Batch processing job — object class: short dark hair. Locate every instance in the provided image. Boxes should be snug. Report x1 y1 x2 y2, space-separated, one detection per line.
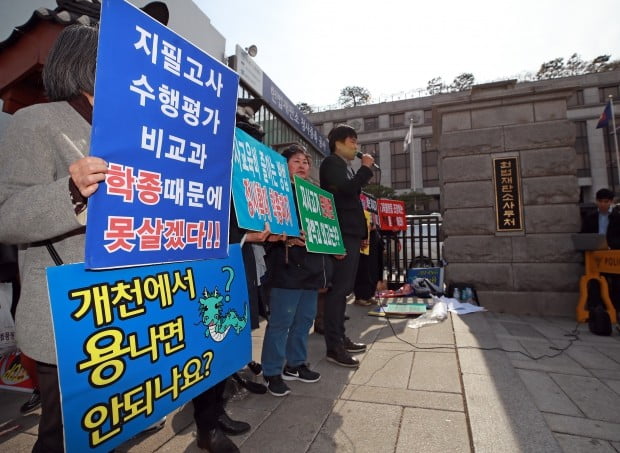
596 188 614 200
281 143 311 165
327 124 357 153
43 24 98 101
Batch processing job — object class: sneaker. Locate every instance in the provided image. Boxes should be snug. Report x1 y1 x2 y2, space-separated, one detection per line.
264 375 291 396
343 336 366 353
282 364 321 383
20 388 41 414
354 298 373 306
326 347 359 368
247 361 263 376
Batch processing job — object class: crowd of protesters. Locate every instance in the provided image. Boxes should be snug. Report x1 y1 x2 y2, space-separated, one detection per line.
0 23 384 453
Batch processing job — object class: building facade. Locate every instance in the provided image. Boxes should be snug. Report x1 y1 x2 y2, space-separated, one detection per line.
309 72 620 316
307 70 620 212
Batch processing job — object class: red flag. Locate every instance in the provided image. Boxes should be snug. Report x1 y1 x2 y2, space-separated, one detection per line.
596 100 612 129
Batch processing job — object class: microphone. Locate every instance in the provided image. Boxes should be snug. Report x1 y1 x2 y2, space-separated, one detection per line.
356 151 380 170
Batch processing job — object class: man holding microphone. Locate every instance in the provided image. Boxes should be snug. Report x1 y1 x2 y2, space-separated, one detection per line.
319 124 375 367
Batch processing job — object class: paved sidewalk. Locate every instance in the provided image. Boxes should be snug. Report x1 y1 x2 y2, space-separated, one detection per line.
1 302 620 452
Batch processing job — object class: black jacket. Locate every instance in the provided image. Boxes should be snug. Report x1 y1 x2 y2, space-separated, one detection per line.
263 241 332 290
581 209 604 234
607 207 620 249
262 187 333 290
319 154 373 239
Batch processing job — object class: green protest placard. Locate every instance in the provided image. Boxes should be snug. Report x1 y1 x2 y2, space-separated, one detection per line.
293 175 345 255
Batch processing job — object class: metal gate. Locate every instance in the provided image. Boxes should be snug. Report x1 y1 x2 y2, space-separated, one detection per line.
382 214 443 287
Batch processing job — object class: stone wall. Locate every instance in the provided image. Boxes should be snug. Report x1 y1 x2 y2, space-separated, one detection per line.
437 81 581 316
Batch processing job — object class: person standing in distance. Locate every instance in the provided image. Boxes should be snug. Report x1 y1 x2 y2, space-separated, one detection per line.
319 124 374 367
581 188 615 235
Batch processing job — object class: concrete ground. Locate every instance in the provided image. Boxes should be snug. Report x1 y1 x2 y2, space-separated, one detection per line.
1 300 620 452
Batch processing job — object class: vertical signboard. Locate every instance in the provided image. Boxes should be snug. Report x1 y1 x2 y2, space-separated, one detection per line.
493 156 524 232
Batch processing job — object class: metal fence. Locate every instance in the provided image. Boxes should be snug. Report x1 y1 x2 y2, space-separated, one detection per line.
382 215 443 287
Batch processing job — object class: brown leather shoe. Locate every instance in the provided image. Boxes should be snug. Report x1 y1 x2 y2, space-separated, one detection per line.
197 427 239 452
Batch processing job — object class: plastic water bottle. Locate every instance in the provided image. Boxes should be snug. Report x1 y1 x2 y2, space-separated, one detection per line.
452 288 460 301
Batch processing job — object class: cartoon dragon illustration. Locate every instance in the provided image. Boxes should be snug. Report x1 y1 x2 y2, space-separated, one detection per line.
198 287 248 342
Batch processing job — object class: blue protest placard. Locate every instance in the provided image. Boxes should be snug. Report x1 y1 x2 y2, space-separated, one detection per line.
85 0 239 269
47 244 251 453
231 127 300 236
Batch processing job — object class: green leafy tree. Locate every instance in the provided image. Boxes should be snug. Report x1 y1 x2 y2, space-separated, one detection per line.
338 86 371 108
565 53 586 76
536 54 620 80
426 77 446 95
363 184 395 199
586 55 613 73
535 57 565 79
394 190 433 215
449 73 475 92
296 102 314 114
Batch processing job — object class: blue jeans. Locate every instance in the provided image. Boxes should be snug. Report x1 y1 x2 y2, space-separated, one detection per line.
261 288 318 377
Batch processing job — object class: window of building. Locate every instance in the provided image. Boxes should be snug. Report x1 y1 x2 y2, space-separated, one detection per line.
574 121 590 177
364 116 378 131
423 109 432 125
361 142 380 184
567 89 584 107
421 137 439 187
599 85 620 103
389 113 404 128
390 140 410 189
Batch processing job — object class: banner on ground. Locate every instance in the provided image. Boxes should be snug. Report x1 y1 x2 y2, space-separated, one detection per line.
231 127 300 236
407 267 443 287
85 0 239 269
293 175 345 254
47 244 251 453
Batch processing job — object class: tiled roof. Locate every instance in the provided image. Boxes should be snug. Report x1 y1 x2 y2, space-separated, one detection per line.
0 1 102 51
